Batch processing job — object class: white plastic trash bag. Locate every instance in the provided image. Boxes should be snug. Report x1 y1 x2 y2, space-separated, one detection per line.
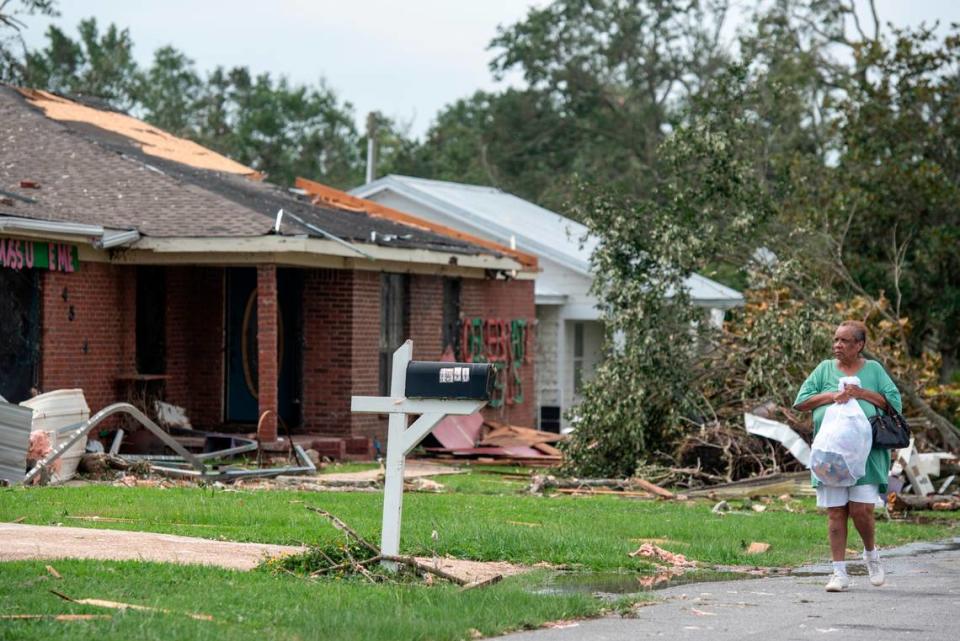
809 376 872 487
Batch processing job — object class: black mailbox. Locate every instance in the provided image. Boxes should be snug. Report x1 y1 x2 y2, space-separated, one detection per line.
404 361 494 401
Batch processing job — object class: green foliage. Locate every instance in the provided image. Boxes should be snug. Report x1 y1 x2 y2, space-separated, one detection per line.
561 66 771 477
0 0 57 83
407 0 731 210
22 18 137 108
190 67 362 186
134 46 202 136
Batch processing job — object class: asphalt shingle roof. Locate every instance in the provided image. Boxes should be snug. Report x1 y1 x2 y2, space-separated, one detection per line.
0 87 492 256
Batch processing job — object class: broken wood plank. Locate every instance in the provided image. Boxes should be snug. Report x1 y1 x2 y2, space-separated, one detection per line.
530 442 563 457
49 590 214 621
629 478 675 499
380 555 469 586
888 493 960 511
553 488 654 498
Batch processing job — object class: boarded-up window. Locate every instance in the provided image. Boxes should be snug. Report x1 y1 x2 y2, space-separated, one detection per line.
379 273 409 394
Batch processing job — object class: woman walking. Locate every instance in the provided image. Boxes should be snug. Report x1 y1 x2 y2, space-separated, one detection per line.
794 320 901 591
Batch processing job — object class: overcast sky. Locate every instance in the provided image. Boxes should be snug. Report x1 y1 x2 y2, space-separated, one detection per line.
18 1 960 139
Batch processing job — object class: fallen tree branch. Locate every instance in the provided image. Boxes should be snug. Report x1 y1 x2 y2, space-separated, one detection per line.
380 555 470 586
306 506 380 555
310 556 383 577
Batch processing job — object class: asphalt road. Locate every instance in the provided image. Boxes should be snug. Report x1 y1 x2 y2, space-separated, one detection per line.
498 538 960 641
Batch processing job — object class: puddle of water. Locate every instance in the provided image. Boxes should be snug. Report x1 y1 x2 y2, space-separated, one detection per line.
532 538 960 599
531 570 751 598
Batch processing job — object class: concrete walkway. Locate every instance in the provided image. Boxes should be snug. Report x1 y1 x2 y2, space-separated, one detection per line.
498 539 960 641
0 523 305 570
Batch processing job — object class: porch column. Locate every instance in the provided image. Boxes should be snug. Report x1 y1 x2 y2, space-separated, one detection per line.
256 265 279 442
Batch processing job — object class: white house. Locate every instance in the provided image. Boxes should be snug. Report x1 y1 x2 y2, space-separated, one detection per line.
351 175 743 431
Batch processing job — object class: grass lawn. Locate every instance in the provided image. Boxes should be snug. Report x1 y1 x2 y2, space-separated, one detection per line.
0 561 600 641
1 470 957 640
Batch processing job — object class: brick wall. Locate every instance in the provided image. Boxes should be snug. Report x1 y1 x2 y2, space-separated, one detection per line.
39 262 135 414
409 274 444 360
300 268 382 440
159 266 224 429
461 277 536 427
256 265 279 441
349 270 382 439
301 268 354 436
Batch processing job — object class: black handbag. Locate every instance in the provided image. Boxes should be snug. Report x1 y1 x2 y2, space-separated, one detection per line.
869 404 911 449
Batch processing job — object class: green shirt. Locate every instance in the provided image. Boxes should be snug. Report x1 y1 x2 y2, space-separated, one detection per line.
794 359 902 494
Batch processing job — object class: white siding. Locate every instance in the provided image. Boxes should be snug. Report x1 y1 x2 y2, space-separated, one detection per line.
537 255 596 311
562 319 604 429
535 305 561 410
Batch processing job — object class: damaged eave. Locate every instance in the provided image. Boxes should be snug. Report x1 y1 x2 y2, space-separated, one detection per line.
0 215 140 247
102 235 533 276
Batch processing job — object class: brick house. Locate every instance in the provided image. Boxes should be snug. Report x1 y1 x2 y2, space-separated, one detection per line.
0 87 537 448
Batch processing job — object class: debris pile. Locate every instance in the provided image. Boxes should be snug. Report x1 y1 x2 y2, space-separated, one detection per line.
2 395 318 486
526 474 678 499
269 506 519 589
423 415 565 466
886 441 959 513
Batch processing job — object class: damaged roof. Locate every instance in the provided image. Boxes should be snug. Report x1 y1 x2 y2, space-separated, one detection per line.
0 87 504 258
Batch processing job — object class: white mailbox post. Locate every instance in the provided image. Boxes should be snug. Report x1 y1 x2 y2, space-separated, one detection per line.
351 340 488 569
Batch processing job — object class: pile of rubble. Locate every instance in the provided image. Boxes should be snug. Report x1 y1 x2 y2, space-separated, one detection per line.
421 414 565 466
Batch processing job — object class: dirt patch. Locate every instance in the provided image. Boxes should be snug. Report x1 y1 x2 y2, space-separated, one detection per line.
411 556 534 584
0 523 305 571
0 522 534 583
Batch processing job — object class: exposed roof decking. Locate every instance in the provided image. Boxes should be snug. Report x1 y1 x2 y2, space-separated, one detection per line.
0 88 518 267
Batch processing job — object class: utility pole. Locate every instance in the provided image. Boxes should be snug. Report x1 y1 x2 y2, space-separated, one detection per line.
365 112 379 184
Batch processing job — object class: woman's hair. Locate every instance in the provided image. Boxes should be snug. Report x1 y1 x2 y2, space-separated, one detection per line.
839 320 868 349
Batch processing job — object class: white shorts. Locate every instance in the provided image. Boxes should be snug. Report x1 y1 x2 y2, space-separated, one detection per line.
816 484 881 508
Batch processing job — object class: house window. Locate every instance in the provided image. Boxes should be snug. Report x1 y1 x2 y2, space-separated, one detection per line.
379 273 409 394
572 322 584 395
442 277 461 354
539 405 561 433
136 266 166 375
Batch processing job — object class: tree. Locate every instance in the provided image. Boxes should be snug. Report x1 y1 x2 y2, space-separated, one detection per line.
409 89 575 208
191 67 362 187
21 18 137 108
489 0 731 198
0 0 56 82
135 46 203 137
562 66 772 476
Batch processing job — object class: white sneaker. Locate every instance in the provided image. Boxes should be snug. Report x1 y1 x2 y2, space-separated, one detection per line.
825 572 850 592
864 552 885 586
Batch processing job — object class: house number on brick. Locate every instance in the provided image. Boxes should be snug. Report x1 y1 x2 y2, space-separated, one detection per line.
0 237 78 273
